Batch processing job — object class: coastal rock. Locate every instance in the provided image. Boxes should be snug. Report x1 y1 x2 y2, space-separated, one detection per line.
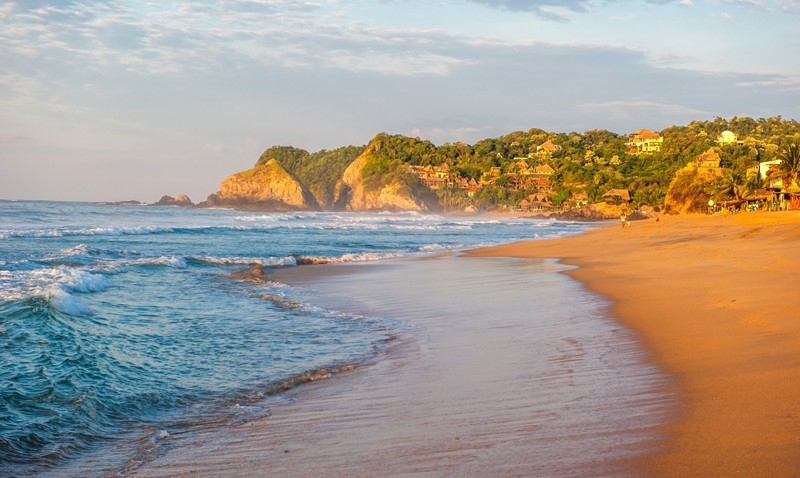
203 159 321 211
152 195 193 207
333 142 440 212
664 162 718 214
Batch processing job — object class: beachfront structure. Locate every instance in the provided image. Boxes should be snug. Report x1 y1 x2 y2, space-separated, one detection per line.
755 160 785 189
626 129 663 154
519 193 554 211
569 192 589 208
603 189 631 204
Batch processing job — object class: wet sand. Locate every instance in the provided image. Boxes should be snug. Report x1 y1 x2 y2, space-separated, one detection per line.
470 211 800 477
128 211 800 477
129 254 671 477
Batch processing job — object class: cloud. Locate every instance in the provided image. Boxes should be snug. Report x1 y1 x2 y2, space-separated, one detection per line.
577 100 711 122
466 0 591 12
736 75 800 92
716 0 800 13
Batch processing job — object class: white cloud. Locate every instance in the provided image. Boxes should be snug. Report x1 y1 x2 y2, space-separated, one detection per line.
736 75 800 92
578 100 711 121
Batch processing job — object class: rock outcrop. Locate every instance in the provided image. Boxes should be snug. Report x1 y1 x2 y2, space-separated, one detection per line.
203 159 321 211
664 162 718 214
333 145 440 212
152 195 193 207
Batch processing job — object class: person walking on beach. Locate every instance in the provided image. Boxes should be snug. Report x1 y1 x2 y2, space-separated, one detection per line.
620 213 628 228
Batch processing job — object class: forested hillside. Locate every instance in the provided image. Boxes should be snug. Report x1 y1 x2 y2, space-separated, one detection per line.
248 116 800 213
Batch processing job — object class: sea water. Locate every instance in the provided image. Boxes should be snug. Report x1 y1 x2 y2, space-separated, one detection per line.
0 200 590 476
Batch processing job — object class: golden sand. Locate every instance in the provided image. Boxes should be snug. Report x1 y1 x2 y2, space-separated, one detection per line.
470 211 800 477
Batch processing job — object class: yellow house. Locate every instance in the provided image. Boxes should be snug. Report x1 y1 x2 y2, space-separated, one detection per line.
626 129 663 154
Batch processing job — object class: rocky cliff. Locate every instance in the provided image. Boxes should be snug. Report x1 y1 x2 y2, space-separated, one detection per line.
664 162 717 214
203 159 321 211
332 144 440 212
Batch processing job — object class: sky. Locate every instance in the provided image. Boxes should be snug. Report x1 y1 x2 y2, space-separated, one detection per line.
1 0 799 202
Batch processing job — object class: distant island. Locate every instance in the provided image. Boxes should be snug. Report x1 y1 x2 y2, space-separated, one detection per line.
163 116 800 217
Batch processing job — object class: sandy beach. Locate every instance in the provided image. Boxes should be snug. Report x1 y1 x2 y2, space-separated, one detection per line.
125 211 800 478
471 211 800 476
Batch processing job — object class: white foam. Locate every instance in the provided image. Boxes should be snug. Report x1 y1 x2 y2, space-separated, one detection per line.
130 256 188 268
194 256 298 267
298 252 405 264
44 286 92 316
60 269 109 293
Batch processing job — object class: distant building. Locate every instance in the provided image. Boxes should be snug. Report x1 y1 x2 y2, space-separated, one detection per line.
696 148 721 169
533 164 555 175
536 140 562 157
717 130 739 145
757 159 785 190
626 129 663 154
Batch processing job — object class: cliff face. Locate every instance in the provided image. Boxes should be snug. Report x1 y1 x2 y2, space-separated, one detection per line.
204 159 321 211
333 146 439 212
664 162 717 214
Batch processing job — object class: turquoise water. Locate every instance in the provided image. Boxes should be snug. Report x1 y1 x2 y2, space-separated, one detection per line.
0 200 589 476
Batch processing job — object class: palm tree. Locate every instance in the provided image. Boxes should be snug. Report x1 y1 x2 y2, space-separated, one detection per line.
772 142 800 188
714 169 749 202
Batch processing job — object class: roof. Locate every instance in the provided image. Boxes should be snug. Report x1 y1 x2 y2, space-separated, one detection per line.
537 140 561 152
632 129 661 140
603 189 631 201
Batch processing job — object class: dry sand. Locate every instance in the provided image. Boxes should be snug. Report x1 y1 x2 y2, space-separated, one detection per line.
470 211 800 477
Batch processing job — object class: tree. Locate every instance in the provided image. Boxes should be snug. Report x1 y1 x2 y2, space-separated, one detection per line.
713 169 748 202
771 142 800 187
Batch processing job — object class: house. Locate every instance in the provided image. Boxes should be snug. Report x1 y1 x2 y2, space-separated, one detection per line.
434 164 451 179
519 193 553 211
626 129 663 154
533 164 555 175
536 140 562 157
757 160 785 190
717 130 739 145
696 148 722 169
603 189 631 204
570 191 589 208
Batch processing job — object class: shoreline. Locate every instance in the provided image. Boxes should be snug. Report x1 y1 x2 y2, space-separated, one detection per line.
469 211 800 476
127 252 671 477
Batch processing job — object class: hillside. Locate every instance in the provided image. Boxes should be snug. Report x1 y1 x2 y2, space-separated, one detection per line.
204 116 800 214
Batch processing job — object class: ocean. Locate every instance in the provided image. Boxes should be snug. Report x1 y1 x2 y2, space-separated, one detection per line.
0 200 601 477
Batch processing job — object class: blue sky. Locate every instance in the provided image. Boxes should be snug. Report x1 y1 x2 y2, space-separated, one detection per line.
1 0 799 202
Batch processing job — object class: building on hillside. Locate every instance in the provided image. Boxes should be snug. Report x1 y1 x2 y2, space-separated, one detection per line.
536 140 562 157
533 164 555 175
717 130 740 145
569 192 589 208
626 129 663 154
405 164 456 190
696 148 722 169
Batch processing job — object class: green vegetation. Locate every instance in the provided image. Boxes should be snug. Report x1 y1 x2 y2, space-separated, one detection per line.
257 145 364 208
250 116 800 212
